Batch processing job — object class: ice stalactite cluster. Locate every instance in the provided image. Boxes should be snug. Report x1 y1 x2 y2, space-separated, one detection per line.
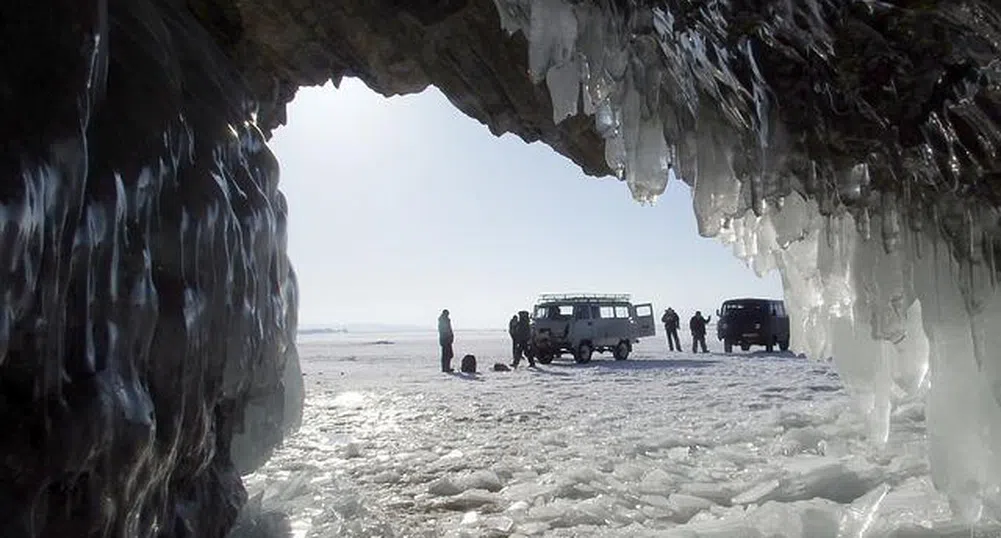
0 1 301 537
495 0 674 202
712 191 1001 524
493 0 1001 524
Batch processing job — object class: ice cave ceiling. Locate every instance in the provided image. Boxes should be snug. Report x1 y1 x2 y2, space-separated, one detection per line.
223 0 1001 227
217 0 612 176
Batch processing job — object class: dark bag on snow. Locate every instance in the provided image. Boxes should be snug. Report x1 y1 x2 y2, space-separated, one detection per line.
460 354 477 373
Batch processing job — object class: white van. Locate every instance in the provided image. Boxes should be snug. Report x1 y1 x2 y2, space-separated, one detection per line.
529 294 656 364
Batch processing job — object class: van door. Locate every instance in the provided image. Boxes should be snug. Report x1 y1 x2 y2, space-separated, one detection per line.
631 303 656 339
570 304 594 346
592 304 616 346
773 301 791 342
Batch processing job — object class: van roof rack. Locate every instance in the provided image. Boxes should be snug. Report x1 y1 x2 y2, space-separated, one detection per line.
536 293 632 303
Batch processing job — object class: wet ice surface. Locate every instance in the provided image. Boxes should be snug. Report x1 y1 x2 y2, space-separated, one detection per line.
245 331 993 537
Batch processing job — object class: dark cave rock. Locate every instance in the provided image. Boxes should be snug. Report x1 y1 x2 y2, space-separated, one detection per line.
1 0 299 536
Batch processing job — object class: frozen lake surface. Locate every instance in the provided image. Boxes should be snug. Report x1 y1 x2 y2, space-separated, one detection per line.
244 331 996 537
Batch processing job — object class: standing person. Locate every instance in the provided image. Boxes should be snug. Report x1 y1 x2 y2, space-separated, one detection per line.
438 309 455 372
511 310 536 368
508 314 519 362
661 307 681 352
689 311 711 353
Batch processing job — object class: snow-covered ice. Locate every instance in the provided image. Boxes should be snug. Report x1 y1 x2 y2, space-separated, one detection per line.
243 330 998 537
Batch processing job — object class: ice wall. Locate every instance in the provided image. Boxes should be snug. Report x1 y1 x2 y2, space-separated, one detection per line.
493 0 1001 523
0 1 301 537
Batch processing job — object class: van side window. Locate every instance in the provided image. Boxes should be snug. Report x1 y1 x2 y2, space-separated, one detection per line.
574 305 590 320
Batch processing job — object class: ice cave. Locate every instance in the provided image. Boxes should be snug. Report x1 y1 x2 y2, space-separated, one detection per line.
2 0 1001 536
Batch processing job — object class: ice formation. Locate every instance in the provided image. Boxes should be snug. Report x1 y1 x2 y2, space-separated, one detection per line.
492 0 1001 523
0 2 302 537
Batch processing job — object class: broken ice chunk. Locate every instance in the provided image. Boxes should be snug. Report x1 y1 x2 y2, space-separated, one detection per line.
666 493 714 523
429 477 463 497
459 470 504 493
637 468 674 495
732 479 781 506
436 490 502 512
838 483 890 538
746 499 841 538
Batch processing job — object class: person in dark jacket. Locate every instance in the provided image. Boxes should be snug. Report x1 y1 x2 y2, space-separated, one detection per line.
508 314 519 361
511 310 536 368
661 307 681 351
438 309 455 372
689 311 711 353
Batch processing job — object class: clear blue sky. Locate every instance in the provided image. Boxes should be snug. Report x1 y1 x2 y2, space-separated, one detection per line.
269 78 782 329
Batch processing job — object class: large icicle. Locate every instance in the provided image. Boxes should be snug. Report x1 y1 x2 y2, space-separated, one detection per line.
689 193 1001 521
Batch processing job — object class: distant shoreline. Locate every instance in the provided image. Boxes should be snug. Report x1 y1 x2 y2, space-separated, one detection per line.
297 327 349 335
296 326 505 334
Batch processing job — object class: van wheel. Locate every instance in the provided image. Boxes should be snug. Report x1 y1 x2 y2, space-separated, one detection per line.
740 343 750 351
613 341 630 360
724 340 733 353
779 339 789 352
538 353 554 365
575 342 593 364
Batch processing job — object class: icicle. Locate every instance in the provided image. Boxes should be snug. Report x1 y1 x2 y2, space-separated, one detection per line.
915 237 996 522
546 54 581 124
855 207 871 242
624 114 669 201
604 133 626 179
692 123 741 237
491 0 531 35
594 100 619 138
880 192 901 254
579 57 596 116
751 213 778 277
890 299 930 397
839 163 869 204
527 0 578 84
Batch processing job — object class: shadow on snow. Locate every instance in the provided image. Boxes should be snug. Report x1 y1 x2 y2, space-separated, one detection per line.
547 358 721 370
